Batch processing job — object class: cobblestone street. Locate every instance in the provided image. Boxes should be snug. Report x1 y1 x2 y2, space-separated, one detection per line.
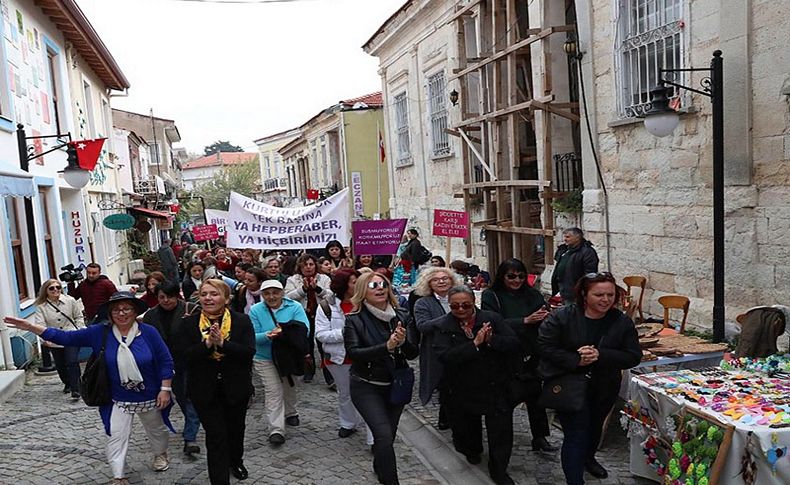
0 365 651 485
0 370 439 485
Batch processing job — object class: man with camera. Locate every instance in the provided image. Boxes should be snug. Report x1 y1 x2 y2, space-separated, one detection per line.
68 263 118 323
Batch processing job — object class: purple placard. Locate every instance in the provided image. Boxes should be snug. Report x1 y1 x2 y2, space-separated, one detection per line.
352 219 408 256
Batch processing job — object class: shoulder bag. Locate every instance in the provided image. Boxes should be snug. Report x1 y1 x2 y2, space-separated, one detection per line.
537 317 607 413
80 324 113 407
46 300 79 330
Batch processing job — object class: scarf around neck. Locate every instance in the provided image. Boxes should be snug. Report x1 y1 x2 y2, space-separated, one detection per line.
113 322 145 391
245 287 262 313
199 309 232 360
364 302 397 323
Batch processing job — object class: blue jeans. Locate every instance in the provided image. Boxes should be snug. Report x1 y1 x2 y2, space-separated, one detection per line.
556 394 615 485
173 365 201 442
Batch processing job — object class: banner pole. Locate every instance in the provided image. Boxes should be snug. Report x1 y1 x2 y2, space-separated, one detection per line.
376 121 382 216
445 237 451 267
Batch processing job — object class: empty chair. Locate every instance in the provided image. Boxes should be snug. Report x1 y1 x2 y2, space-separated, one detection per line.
622 276 647 323
658 295 690 335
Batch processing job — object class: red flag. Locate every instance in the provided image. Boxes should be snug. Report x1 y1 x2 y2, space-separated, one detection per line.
306 188 320 200
378 130 386 164
69 138 106 170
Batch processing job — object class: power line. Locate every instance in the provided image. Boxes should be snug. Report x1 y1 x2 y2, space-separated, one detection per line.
162 0 316 4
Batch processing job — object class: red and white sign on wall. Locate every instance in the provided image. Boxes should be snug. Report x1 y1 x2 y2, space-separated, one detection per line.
432 209 469 239
192 224 220 242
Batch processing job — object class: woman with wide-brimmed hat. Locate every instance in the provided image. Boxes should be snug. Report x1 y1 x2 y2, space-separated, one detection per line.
4 291 175 485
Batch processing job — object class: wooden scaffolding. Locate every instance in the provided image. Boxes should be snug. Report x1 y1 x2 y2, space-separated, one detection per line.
448 0 579 272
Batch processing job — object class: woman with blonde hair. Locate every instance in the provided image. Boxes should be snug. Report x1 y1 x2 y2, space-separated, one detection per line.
33 278 85 399
344 271 419 485
178 279 256 484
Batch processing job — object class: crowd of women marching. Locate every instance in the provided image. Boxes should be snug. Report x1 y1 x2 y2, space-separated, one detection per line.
4 227 642 485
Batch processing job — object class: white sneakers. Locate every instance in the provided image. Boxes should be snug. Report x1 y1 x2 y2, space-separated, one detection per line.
153 452 170 472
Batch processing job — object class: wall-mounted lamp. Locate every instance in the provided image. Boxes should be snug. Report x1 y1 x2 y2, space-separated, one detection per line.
449 89 459 106
563 38 578 58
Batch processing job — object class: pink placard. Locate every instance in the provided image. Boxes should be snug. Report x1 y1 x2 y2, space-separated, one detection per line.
432 209 469 239
192 224 219 242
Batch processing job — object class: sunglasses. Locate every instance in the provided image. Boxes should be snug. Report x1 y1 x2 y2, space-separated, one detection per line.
449 302 475 310
48 285 62 291
505 273 527 280
367 281 390 290
583 271 614 280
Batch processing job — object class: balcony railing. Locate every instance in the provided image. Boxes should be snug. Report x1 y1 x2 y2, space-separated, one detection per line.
263 177 288 193
133 176 165 196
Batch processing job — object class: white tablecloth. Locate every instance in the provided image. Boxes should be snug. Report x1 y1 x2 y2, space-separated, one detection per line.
628 376 790 484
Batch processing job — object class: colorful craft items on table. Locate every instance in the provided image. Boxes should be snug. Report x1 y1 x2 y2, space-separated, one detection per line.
720 354 790 374
665 414 727 485
635 361 790 429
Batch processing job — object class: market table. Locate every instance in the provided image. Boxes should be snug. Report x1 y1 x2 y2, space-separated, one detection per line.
625 358 790 484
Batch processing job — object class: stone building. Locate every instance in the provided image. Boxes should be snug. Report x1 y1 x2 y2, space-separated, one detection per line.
363 1 484 263
368 0 790 334
576 0 790 329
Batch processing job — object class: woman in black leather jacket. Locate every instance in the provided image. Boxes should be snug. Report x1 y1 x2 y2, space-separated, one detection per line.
538 272 640 485
344 271 419 485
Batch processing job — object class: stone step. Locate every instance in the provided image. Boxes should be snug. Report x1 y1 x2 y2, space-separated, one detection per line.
0 370 25 403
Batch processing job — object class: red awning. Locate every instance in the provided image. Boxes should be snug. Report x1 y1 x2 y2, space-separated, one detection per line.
128 207 171 220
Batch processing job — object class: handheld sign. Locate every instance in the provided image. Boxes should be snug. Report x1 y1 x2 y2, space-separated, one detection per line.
192 224 219 242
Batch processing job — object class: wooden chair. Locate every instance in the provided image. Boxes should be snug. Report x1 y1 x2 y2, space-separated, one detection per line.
622 275 647 323
658 295 690 335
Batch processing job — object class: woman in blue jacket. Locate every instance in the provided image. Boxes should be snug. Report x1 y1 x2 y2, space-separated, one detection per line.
5 291 174 485
248 279 309 446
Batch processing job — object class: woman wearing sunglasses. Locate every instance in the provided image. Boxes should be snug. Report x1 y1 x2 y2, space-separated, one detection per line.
432 286 520 485
537 272 640 484
481 258 557 452
344 271 418 485
32 279 85 399
5 291 174 484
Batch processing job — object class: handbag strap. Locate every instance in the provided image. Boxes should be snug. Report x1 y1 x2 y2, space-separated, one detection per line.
47 300 78 330
265 304 279 326
98 323 111 353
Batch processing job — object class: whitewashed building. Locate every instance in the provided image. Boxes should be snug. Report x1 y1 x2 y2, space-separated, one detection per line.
0 0 130 371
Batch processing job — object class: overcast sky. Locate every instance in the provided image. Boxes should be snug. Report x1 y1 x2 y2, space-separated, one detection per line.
75 0 405 153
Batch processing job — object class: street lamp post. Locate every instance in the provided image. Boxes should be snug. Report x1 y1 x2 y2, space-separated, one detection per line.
643 50 725 342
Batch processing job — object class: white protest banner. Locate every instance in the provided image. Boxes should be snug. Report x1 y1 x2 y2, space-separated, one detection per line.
204 209 229 235
227 188 350 249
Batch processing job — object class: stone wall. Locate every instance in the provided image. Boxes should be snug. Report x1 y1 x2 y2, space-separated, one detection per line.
575 0 790 333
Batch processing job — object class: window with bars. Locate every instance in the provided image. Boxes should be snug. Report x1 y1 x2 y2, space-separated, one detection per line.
615 0 685 118
427 72 451 157
393 92 412 167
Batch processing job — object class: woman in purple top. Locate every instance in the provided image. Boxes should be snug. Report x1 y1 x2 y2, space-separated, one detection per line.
5 291 175 485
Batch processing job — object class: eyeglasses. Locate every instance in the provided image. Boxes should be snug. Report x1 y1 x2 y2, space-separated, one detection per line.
111 307 135 315
367 281 390 290
505 273 527 281
449 302 475 310
430 276 450 284
47 285 62 291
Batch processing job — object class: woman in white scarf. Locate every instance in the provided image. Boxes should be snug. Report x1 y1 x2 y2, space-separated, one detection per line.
4 291 175 485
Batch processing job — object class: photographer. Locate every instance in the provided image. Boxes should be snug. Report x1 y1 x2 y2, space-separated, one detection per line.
69 263 118 323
